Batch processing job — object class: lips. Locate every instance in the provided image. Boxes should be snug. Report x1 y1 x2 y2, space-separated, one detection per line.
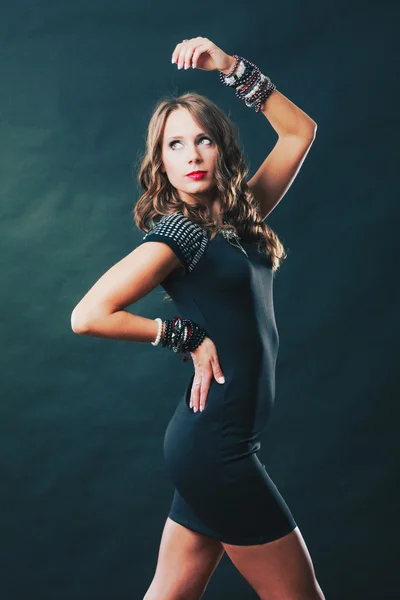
186 171 207 179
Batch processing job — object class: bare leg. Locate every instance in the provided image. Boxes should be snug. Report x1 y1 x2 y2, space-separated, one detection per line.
221 526 325 600
143 517 225 600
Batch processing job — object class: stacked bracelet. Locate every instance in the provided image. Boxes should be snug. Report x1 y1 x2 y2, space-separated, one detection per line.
151 316 207 362
219 54 276 113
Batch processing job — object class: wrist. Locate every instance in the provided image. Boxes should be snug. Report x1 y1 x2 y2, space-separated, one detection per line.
220 55 237 76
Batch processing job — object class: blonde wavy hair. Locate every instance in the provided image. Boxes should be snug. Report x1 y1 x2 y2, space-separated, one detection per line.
132 91 287 279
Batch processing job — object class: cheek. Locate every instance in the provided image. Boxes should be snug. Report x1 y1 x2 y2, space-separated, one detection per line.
167 163 181 177
164 151 180 166
162 157 176 174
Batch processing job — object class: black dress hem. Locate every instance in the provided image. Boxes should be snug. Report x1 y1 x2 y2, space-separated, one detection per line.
167 510 298 547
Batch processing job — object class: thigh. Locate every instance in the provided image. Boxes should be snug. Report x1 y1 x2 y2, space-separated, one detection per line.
221 526 324 600
144 517 225 600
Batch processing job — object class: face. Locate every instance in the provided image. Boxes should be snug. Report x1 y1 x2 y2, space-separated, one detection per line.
160 107 219 208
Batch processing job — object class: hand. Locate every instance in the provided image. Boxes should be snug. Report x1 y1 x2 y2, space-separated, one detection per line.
189 336 225 413
171 37 236 74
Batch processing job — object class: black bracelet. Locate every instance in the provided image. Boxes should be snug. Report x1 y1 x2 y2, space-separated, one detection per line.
161 317 208 361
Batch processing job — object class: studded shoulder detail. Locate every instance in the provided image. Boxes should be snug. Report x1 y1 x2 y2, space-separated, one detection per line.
141 212 209 275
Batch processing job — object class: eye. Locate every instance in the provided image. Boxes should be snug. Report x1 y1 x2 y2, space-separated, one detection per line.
169 136 213 149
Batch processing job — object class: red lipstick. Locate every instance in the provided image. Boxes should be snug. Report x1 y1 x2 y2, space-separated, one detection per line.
186 171 207 180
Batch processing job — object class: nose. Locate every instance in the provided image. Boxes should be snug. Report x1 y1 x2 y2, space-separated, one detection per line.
187 142 203 163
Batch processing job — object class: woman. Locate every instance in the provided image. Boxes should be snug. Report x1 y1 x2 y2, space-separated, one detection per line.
71 38 325 600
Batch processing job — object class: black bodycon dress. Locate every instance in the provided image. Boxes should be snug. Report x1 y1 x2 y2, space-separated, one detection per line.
140 211 297 546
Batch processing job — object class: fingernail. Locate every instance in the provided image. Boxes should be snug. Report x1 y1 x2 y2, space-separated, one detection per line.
217 377 225 383
200 405 204 412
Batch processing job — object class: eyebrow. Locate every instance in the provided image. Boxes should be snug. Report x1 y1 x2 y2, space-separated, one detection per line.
167 132 208 140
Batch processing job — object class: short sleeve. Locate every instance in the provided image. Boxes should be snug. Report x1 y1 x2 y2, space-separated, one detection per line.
140 212 209 275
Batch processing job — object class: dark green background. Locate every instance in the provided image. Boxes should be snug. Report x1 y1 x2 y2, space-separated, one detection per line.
1 1 397 598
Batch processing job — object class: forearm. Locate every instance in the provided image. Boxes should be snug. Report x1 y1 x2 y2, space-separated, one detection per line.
72 309 161 343
259 88 317 138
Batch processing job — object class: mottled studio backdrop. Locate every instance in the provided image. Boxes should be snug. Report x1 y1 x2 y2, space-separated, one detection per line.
0 0 397 599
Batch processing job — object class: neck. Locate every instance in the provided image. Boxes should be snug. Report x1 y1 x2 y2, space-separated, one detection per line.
180 191 224 225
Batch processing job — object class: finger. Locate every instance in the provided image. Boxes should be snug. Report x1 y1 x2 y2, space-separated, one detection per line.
190 376 201 412
191 43 209 69
211 355 225 384
171 37 205 62
178 48 190 70
172 40 189 58
198 373 212 413
174 39 204 69
184 38 207 69
171 40 188 64
179 43 195 70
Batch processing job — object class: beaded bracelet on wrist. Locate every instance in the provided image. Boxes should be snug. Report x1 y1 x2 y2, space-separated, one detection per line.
157 316 207 362
219 54 276 113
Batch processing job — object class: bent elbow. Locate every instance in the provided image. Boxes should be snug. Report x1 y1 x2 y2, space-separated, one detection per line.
310 123 318 139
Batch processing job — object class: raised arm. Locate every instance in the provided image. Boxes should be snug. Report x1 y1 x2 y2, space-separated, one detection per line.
247 89 317 220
